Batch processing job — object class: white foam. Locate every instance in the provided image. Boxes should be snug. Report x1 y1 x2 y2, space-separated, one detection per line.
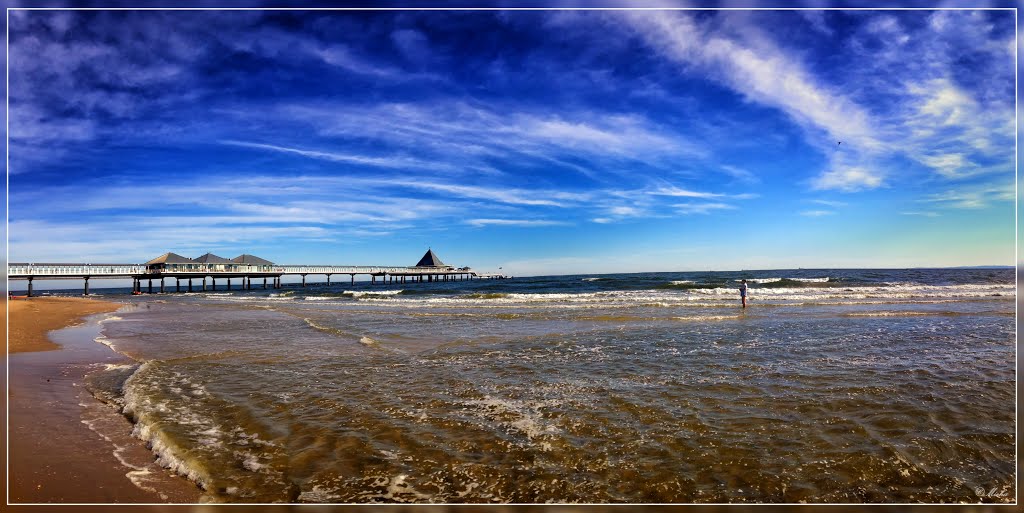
464 396 561 445
737 278 781 284
673 315 739 321
359 336 378 346
670 280 695 285
788 277 829 282
345 289 404 298
843 311 942 317
102 363 136 372
240 452 266 473
298 485 343 502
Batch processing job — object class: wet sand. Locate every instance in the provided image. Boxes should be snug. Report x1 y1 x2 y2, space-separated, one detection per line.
8 297 122 353
7 297 201 503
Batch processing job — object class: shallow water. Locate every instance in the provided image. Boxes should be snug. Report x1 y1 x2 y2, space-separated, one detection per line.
81 269 1015 503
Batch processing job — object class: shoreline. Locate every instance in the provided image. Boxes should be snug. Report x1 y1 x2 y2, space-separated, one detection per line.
7 297 123 353
7 297 201 503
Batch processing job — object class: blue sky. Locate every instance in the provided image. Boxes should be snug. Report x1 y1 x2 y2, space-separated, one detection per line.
7 7 1017 275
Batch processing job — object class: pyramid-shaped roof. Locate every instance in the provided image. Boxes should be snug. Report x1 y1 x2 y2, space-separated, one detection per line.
145 252 193 265
193 252 233 264
415 249 446 267
232 254 274 265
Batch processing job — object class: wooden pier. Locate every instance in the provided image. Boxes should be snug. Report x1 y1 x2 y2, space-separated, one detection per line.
7 250 508 296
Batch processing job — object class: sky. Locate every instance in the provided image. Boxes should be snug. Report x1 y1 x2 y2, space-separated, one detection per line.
6 6 1017 276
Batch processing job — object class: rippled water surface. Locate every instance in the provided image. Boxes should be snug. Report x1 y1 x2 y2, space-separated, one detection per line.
85 269 1015 503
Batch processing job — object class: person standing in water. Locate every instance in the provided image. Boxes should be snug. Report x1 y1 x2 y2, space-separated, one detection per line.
739 279 749 308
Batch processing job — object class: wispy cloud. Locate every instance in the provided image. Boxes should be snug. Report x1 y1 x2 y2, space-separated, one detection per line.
649 186 755 200
811 166 883 192
921 184 1015 210
800 210 835 217
626 11 880 153
464 219 569 228
221 140 453 171
674 202 736 215
809 199 848 208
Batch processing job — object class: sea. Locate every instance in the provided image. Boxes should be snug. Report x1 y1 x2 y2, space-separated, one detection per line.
65 268 1015 503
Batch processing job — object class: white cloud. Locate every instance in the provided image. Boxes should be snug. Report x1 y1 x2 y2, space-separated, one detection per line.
674 202 736 215
800 210 834 217
655 185 753 198
464 218 568 228
922 183 1015 209
811 166 883 192
626 11 880 154
221 140 452 171
918 153 976 179
719 164 759 184
810 199 848 208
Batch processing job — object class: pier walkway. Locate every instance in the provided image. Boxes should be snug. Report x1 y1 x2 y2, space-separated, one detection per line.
8 250 508 296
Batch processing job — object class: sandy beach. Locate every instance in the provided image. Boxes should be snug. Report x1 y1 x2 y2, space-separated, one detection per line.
7 297 123 353
6 296 201 503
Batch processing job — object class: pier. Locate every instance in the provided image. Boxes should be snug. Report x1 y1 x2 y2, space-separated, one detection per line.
8 249 508 296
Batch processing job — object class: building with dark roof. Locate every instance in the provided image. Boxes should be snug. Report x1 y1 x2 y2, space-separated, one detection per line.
232 254 275 272
145 252 199 272
415 249 452 269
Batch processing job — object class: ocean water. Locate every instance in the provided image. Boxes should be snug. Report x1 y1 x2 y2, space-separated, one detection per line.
80 268 1015 503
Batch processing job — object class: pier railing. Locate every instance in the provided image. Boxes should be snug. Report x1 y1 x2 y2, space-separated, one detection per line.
275 265 465 275
8 263 472 278
8 264 146 277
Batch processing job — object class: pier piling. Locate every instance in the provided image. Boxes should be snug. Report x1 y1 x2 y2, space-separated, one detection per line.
188 279 193 292
160 278 165 293
84 277 89 295
148 279 153 293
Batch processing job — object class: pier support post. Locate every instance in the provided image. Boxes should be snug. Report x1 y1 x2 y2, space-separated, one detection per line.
203 277 207 291
160 279 165 293
210 278 215 291
263 277 267 289
148 279 153 293
227 278 231 291
188 279 193 292
351 274 355 284
301 274 306 287
27 277 33 297
84 277 90 296
371 275 376 284
176 279 180 293
327 274 331 285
